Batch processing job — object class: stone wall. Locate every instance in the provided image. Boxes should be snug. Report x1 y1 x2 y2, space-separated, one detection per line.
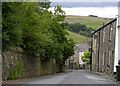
92 19 117 75
2 48 62 81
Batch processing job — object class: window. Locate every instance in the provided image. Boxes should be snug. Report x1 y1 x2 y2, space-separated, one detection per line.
109 27 113 41
108 50 111 66
103 29 105 42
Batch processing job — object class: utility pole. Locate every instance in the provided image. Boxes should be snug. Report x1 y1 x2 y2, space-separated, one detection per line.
114 2 120 72
118 1 120 62
116 5 120 80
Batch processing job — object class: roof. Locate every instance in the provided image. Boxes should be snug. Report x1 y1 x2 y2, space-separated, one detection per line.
74 42 91 52
92 18 117 35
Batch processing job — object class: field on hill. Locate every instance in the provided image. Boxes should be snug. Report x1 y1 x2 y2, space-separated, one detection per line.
65 15 112 30
65 15 112 44
66 30 90 44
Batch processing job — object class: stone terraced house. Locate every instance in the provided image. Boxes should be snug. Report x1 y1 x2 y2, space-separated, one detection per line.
92 18 120 75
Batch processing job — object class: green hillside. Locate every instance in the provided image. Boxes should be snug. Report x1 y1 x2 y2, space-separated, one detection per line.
65 15 112 44
65 15 112 30
67 30 90 44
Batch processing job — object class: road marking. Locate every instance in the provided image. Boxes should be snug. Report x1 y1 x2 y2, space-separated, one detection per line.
85 75 107 81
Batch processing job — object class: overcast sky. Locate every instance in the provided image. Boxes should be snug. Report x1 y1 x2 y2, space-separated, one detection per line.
49 7 117 18
50 0 120 2
49 1 118 18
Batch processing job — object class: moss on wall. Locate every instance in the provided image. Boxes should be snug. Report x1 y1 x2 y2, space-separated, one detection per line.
7 60 23 80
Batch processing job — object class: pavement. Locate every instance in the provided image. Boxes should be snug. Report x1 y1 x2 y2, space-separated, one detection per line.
2 70 120 86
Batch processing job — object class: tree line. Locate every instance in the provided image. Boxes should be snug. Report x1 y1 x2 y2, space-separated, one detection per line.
64 23 94 38
2 2 74 65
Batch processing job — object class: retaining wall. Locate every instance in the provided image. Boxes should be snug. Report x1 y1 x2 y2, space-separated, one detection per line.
2 48 62 80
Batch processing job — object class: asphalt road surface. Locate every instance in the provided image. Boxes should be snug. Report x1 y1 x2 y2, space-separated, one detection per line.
3 70 120 86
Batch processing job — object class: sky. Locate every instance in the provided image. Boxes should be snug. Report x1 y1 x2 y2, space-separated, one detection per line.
49 7 118 18
49 1 119 18
50 0 120 2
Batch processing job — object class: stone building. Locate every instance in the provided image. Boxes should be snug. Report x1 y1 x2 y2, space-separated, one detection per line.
92 19 117 74
65 42 91 70
74 42 91 69
75 42 91 64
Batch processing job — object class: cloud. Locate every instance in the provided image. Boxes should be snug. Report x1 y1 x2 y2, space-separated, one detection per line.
49 7 118 18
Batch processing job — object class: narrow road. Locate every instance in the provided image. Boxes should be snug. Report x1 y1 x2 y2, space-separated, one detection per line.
4 70 118 85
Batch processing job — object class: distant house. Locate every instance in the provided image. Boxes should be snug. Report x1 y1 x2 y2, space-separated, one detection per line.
74 41 91 69
92 18 120 74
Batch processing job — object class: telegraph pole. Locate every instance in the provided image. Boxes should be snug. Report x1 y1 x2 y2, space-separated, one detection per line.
118 1 120 62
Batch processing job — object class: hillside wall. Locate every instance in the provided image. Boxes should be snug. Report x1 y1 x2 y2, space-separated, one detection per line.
2 48 63 81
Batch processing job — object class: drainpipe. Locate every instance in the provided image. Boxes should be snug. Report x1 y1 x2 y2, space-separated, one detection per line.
90 35 93 71
97 31 100 72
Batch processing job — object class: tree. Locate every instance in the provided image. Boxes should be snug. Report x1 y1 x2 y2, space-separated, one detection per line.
2 2 74 65
81 50 91 63
2 3 24 49
64 23 94 37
